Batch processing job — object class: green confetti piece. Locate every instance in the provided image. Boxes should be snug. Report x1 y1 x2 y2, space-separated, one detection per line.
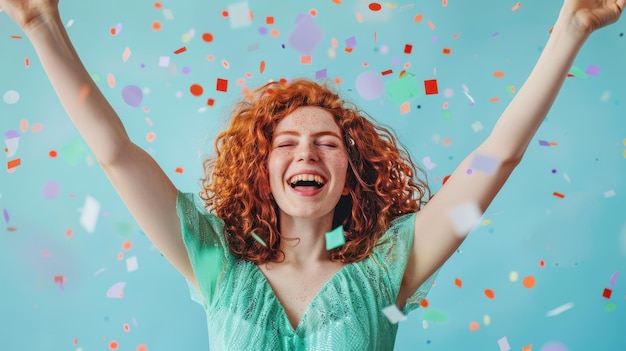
115 222 134 237
325 225 345 250
251 232 267 247
569 66 587 78
59 137 89 166
385 72 421 105
422 308 449 323
442 110 452 119
605 303 617 312
91 73 101 81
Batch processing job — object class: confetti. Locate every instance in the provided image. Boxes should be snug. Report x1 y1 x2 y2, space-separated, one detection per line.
602 288 612 299
4 130 20 157
325 225 345 250
42 180 61 200
422 156 437 170
159 56 170 67
609 271 618 286
448 201 482 236
356 71 384 100
216 78 228 92
107 282 126 298
381 304 406 324
287 14 324 55
122 47 131 62
126 256 138 272
228 2 252 28
498 336 511 351
121 85 143 107
80 195 101 234
424 79 438 95
539 341 568 351
251 232 267 247
3 90 19 104
545 302 574 317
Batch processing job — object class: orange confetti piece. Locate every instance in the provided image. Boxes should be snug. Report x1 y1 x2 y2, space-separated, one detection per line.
175 167 184 174
146 132 155 142
490 97 500 103
493 71 505 78
266 16 274 25
123 323 130 332
137 345 148 351
7 158 21 170
400 101 410 114
309 8 318 16
454 277 463 288
427 20 435 30
151 21 162 31
469 321 479 331
153 2 162 9
31 123 43 133
202 32 214 42
122 240 133 251
107 74 116 88
10 35 23 39
109 340 119 350
369 2 382 11
442 0 448 6
523 275 536 288
49 150 58 158
20 119 28 132
207 98 215 106
77 84 91 106
270 28 280 37
174 47 186 54
420 298 429 308
512 2 521 11
442 48 451 55
332 0 342 3
414 14 423 23
522 345 533 351
553 192 565 198
484 288 495 299
190 84 204 96
260 60 266 74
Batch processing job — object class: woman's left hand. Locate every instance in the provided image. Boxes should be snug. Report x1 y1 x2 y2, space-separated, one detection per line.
560 0 624 35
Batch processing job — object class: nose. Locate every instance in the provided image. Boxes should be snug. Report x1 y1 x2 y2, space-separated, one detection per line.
296 142 319 162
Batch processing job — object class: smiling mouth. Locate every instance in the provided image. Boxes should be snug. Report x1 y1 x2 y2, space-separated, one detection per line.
290 180 324 189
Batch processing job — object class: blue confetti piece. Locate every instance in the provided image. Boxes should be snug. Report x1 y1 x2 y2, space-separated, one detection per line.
325 225 345 250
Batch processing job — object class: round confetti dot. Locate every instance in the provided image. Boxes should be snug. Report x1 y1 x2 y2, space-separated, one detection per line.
146 132 156 142
309 8 318 16
109 340 119 350
190 84 204 96
175 167 184 174
369 3 382 11
355 71 384 100
258 26 268 35
221 10 229 18
66 229 73 237
509 271 519 282
151 21 162 31
3 90 20 104
523 275 536 288
379 45 389 54
469 321 479 331
540 341 568 351
182 67 191 74
121 85 143 107
122 240 133 251
484 288 495 299
443 88 454 98
49 150 58 158
202 32 214 42
137 345 148 351
420 298 429 308
605 302 617 312
42 180 61 200
153 2 162 9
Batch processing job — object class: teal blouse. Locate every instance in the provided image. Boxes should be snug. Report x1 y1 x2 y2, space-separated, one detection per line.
177 190 438 350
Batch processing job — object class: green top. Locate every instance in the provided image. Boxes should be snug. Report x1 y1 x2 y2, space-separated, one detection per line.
177 190 438 350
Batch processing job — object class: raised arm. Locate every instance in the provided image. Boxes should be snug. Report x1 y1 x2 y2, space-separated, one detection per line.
398 0 624 307
1 1 198 288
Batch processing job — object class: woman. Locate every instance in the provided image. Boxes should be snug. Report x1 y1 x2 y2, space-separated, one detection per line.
0 0 622 349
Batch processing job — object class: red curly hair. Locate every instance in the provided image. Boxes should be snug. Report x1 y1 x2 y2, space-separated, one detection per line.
200 78 430 264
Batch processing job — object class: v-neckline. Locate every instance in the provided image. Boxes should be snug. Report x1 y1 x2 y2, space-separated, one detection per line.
254 262 350 333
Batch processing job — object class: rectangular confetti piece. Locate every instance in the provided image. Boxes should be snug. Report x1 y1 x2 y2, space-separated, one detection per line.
325 225 345 250
382 304 407 324
80 195 100 234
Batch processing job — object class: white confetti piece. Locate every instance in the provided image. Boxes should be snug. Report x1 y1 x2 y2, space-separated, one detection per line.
79 195 100 234
449 201 482 236
107 282 126 298
497 336 510 351
126 256 138 272
471 121 483 132
603 190 616 198
159 56 170 67
162 9 174 20
4 133 19 157
228 2 252 28
3 90 19 104
382 304 407 324
546 302 574 317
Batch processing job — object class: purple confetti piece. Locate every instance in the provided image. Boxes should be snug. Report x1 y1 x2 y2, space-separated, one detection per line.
287 14 324 55
356 71 384 100
315 68 327 80
539 140 550 146
609 271 618 286
4 130 19 138
42 180 61 200
2 208 9 223
469 153 500 174
585 64 601 76
345 36 357 48
122 85 143 107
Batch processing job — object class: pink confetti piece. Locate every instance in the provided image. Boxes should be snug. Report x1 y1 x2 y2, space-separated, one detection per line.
497 336 510 351
122 47 131 62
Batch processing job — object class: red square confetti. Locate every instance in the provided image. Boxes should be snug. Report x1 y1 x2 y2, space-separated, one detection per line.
207 98 215 106
404 44 413 54
266 16 274 25
602 288 612 299
381 69 393 76
424 79 438 95
216 78 228 92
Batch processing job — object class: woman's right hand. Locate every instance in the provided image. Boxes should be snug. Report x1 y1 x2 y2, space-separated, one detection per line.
0 0 59 30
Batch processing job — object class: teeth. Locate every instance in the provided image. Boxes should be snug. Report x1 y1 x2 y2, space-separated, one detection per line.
289 174 325 185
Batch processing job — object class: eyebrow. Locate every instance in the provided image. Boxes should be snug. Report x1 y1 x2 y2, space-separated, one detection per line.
273 130 342 139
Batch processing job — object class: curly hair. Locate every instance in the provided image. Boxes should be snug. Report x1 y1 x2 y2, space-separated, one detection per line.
199 78 431 264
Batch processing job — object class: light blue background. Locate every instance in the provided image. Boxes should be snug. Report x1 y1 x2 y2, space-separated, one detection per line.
1 0 625 350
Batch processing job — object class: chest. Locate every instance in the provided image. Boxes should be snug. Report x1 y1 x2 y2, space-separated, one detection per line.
258 262 346 329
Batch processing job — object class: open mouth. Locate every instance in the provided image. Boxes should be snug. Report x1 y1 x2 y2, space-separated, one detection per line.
289 174 325 189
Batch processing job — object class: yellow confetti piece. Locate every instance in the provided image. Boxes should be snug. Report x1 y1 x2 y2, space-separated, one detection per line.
509 271 519 282
483 314 491 326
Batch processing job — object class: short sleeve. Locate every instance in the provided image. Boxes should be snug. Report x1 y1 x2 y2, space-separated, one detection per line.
176 189 232 309
373 212 440 315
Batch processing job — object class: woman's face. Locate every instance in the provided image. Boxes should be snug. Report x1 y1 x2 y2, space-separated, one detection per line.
268 106 349 224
